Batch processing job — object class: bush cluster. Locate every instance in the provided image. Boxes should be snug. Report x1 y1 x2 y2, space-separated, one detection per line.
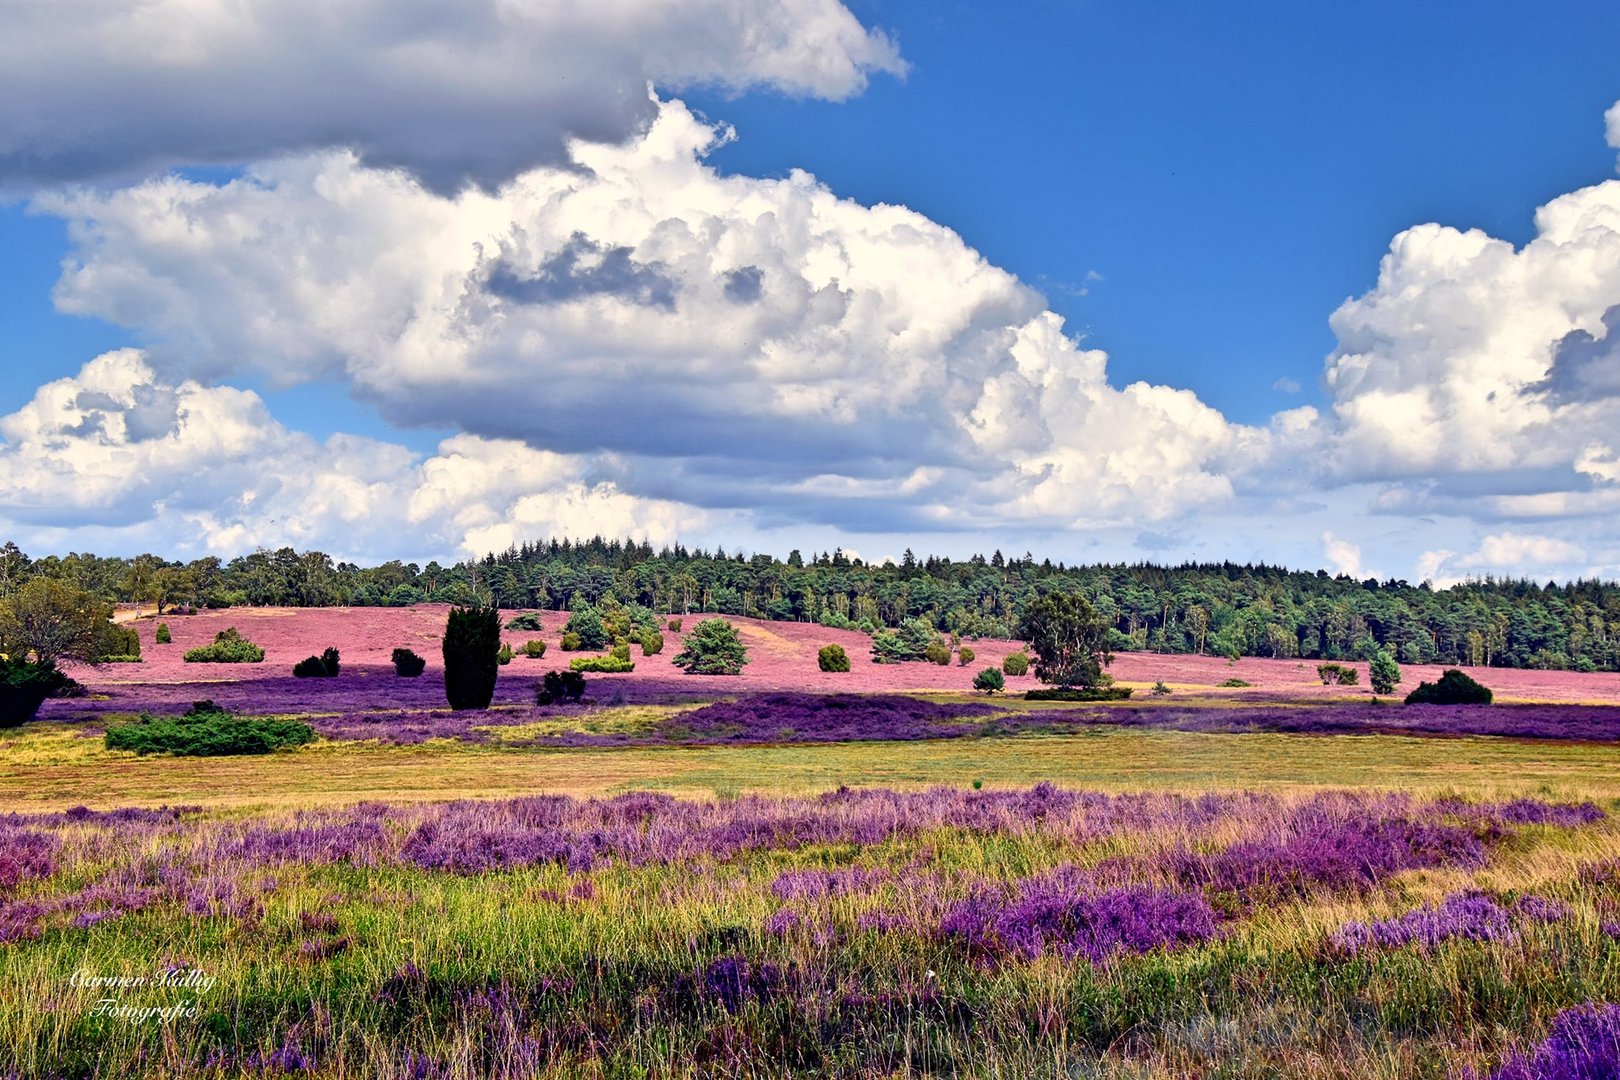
504 613 545 632
562 607 609 651
818 644 850 673
183 628 265 664
560 632 582 651
94 623 142 662
1405 669 1493 705
522 639 547 659
640 630 664 656
536 670 586 705
391 648 426 677
973 667 1005 694
497 642 514 666
569 654 635 673
293 647 341 678
871 617 940 664
104 701 315 756
1024 687 1134 702
1317 662 1360 686
1217 678 1252 688
1002 652 1030 677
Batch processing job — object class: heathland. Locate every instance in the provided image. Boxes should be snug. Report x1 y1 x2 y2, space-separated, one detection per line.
3 604 1620 1076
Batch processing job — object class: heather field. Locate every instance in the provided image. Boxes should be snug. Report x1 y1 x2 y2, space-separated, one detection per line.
7 607 1620 1076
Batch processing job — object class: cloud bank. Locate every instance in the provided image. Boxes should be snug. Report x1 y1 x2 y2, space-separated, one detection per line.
0 0 902 193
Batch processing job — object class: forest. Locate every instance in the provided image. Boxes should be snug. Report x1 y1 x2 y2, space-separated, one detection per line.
2 537 1616 672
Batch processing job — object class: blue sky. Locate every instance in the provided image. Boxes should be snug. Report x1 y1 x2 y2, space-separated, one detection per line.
2 0 1619 581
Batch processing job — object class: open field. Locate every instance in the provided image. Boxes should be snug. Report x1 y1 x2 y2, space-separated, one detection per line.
8 607 1620 1076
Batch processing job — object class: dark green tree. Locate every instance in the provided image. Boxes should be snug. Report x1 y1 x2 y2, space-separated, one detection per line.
1369 650 1400 695
443 604 501 709
1017 592 1112 688
670 618 749 675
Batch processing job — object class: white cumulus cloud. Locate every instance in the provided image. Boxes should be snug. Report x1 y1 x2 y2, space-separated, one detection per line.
0 352 705 559
41 98 1270 533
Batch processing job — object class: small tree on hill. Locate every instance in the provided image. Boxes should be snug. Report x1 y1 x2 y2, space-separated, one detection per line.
671 618 749 675
562 607 609 650
1369 650 1400 695
1017 592 1112 689
443 604 501 709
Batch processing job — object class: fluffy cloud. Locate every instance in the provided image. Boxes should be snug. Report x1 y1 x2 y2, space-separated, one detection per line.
1323 162 1620 516
41 98 1271 532
0 0 902 193
1417 532 1591 588
0 352 704 559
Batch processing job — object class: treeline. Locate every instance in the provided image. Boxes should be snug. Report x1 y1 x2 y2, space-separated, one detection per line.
1 538 1617 672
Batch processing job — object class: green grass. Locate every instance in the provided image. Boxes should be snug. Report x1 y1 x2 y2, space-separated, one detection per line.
5 721 1620 811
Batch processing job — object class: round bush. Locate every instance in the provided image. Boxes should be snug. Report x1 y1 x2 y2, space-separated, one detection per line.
561 632 582 652
640 631 664 656
958 646 975 667
391 648 426 677
1405 669 1493 705
522 639 547 659
818 644 850 673
973 667 1005 694
154 622 172 645
1002 652 1030 677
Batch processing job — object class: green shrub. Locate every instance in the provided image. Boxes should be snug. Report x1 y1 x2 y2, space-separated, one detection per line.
1150 681 1172 696
0 658 68 727
569 654 635 673
667 618 682 632
871 617 940 664
640 631 664 656
1002 652 1030 677
973 667 1005 694
442 605 501 711
536 670 586 705
154 622 172 645
561 632 582 651
818 644 850 673
504 613 545 632
925 640 953 666
94 622 141 662
497 642 514 666
562 607 609 650
1217 678 1252 688
1336 667 1358 686
391 648 426 677
1369 650 1401 695
183 628 265 664
958 646 975 667
671 618 749 675
610 642 632 662
522 639 547 659
1405 669 1493 705
293 656 328 678
1024 687 1134 702
104 702 315 756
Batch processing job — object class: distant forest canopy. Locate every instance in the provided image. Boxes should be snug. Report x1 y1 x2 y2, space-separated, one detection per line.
1 537 1617 673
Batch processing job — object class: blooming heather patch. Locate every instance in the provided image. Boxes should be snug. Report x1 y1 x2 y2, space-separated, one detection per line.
1165 815 1487 901
1036 702 1620 743
1471 1003 1620 1080
1331 892 1524 955
940 868 1220 963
